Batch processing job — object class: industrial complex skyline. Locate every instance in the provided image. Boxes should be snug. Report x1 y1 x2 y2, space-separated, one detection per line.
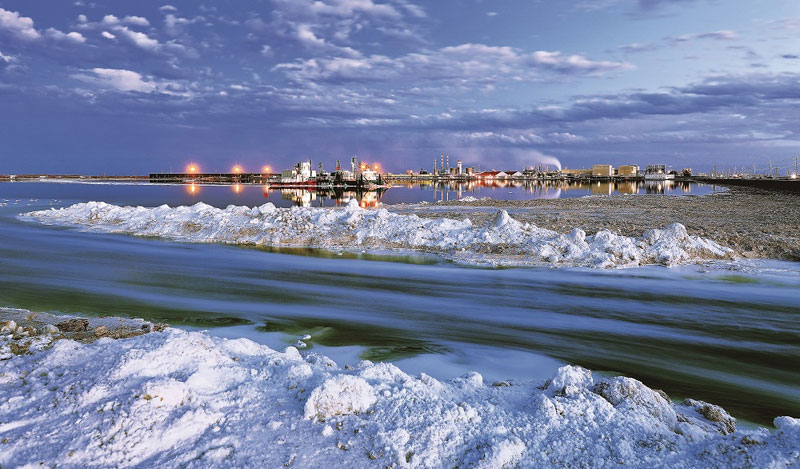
1 0 799 173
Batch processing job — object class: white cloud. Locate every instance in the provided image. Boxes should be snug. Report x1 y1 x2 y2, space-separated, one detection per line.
102 15 120 26
114 26 160 50
101 31 116 39
275 43 633 84
0 7 41 40
487 11 498 17
45 28 86 44
78 68 157 92
667 30 738 44
123 16 150 27
159 5 178 12
0 50 17 63
77 14 88 23
307 0 402 18
164 13 204 35
260 44 273 57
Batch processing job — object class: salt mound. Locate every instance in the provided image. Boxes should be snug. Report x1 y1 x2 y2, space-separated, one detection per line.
22 201 735 268
304 375 377 420
0 319 798 467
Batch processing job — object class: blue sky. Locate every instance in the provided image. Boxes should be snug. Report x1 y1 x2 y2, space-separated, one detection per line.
1 0 799 174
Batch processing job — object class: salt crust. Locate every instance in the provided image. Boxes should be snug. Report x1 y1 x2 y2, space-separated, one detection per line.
0 328 797 468
22 200 734 268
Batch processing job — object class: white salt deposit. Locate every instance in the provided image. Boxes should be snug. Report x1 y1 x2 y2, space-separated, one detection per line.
0 323 797 468
22 201 734 268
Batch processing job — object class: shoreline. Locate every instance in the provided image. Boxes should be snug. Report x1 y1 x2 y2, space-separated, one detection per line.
1 307 798 467
392 187 800 262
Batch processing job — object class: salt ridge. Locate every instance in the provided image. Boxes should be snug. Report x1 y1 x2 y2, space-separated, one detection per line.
0 325 797 467
22 200 734 268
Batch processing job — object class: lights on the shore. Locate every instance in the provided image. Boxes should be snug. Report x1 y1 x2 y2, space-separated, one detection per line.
187 164 199 173
232 165 243 174
792 173 798 180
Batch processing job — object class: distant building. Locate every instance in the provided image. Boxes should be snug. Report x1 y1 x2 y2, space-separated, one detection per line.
504 170 524 179
592 164 614 177
645 164 674 181
617 165 639 177
561 168 592 176
479 170 508 180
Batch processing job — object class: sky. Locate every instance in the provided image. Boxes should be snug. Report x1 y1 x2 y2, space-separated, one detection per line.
0 0 799 174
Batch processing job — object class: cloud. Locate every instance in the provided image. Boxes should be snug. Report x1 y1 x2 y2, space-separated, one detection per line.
0 50 15 63
114 26 160 50
123 16 150 27
274 43 633 86
0 8 41 40
666 29 737 44
159 5 178 13
45 28 86 44
76 68 158 92
101 31 116 40
163 13 204 36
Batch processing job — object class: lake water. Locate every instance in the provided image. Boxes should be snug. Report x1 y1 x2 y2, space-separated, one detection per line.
0 182 797 427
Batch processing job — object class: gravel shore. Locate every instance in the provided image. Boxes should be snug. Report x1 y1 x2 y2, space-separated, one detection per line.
393 187 800 261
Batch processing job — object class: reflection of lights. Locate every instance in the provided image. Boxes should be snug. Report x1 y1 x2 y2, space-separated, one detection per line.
233 184 242 193
187 164 199 173
232 165 243 174
187 183 199 195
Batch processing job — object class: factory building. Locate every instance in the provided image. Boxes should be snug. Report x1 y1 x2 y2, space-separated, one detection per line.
617 165 640 177
592 165 614 177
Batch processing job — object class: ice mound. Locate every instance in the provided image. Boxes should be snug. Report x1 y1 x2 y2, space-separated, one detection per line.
22 201 734 268
1 316 798 468
304 375 377 420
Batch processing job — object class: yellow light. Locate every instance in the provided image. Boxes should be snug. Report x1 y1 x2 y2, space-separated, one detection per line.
188 183 199 195
792 173 798 179
361 164 366 170
232 165 243 174
233 184 242 193
187 164 199 173
263 166 271 173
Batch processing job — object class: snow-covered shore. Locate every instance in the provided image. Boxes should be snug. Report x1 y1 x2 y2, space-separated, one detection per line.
21 200 734 268
1 310 798 468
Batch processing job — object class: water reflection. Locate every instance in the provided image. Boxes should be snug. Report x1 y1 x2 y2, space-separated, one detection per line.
176 179 712 208
274 188 387 208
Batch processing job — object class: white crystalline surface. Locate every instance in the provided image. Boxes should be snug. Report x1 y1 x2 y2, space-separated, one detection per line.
0 328 798 468
22 200 734 268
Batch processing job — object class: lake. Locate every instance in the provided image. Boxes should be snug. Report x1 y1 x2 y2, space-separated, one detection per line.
0 181 797 427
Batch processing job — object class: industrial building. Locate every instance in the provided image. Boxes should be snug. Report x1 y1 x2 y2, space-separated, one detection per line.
592 165 614 177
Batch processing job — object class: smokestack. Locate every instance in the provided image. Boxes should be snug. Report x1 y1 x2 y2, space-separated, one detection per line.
336 159 341 171
440 153 444 172
446 154 449 172
457 160 462 175
351 156 356 174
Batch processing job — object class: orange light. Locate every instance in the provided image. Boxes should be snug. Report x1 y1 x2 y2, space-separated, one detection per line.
232 165 243 174
187 164 199 173
187 183 199 195
233 184 242 193
262 166 271 173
